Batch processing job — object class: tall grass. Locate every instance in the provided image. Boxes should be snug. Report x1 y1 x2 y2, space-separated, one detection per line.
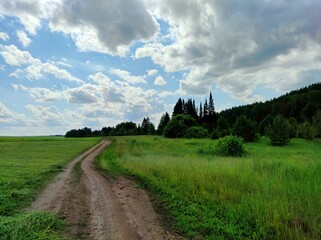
99 136 321 239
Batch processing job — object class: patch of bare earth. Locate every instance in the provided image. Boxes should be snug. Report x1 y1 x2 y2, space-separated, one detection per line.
27 140 184 240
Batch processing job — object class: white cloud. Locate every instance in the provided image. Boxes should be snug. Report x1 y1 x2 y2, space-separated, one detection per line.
138 0 321 102
16 30 31 47
12 84 65 102
0 44 82 83
0 44 33 66
147 69 158 76
0 101 25 124
68 87 98 104
0 32 9 41
0 0 57 35
109 68 147 84
25 104 65 127
154 75 167 86
49 0 159 55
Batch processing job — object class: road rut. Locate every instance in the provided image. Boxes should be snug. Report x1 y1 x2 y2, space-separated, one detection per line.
28 140 182 240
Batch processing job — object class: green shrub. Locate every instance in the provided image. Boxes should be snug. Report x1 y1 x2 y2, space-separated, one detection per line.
297 122 316 140
313 110 321 137
164 114 199 138
186 126 208 138
211 129 220 139
215 135 245 157
266 115 291 146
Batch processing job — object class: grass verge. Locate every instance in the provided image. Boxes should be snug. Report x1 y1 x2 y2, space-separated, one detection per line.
96 136 321 239
0 212 65 240
0 136 101 239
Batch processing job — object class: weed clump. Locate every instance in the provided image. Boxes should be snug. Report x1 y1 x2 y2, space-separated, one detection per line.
215 135 245 157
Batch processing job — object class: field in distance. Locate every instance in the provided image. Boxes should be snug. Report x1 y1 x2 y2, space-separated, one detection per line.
97 136 321 240
0 136 101 239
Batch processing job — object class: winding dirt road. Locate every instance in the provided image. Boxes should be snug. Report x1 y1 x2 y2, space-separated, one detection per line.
28 140 182 240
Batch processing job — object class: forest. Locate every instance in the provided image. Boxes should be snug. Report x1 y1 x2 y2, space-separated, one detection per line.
65 83 321 142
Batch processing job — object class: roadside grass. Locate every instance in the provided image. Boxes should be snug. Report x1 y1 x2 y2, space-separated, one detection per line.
0 136 101 239
0 211 64 240
97 136 321 239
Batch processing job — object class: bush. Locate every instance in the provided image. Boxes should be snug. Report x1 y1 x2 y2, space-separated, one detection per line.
215 135 245 157
266 115 291 146
233 115 257 142
186 126 208 138
164 114 199 138
313 110 321 137
297 122 316 140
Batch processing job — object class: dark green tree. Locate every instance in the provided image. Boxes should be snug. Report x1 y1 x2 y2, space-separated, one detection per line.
203 99 208 117
172 98 184 117
209 92 215 116
313 110 321 137
185 98 198 120
186 126 208 138
266 115 291 146
101 127 113 136
199 102 203 121
157 112 170 135
110 122 138 136
233 115 257 142
163 114 199 138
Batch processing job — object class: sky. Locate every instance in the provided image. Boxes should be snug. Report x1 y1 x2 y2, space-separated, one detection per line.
1 0 321 136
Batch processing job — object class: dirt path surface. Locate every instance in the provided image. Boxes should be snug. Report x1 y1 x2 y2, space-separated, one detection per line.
28 140 183 240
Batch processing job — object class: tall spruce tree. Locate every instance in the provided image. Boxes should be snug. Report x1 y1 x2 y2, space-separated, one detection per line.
157 112 170 135
185 98 198 120
209 92 215 116
203 99 208 117
199 102 203 121
172 98 184 117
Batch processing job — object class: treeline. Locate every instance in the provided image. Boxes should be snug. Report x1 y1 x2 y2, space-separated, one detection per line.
65 117 155 137
65 127 114 137
217 83 321 139
65 83 321 142
158 83 321 142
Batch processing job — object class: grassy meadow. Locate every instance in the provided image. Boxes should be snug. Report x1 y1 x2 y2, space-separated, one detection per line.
0 136 101 239
97 136 321 239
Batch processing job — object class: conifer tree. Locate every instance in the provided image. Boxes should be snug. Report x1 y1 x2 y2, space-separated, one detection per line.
157 112 171 135
199 102 203 121
203 99 208 117
209 92 215 116
172 98 184 117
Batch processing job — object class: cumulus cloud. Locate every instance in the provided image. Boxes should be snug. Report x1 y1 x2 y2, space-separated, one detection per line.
12 84 65 102
16 30 31 47
89 72 125 103
49 0 159 55
25 104 65 126
69 88 98 104
0 32 9 41
154 75 167 86
147 69 158 76
0 44 82 83
0 0 57 35
0 101 24 124
0 44 33 65
109 68 147 84
138 0 321 101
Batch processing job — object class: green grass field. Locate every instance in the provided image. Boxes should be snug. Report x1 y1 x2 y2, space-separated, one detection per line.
0 136 101 239
97 136 321 239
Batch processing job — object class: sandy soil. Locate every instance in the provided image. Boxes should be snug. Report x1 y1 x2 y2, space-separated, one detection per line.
27 140 183 240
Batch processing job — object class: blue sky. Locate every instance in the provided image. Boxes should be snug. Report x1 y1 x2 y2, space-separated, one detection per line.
1 0 321 136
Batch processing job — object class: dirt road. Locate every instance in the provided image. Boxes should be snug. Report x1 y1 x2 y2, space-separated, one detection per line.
28 140 182 240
